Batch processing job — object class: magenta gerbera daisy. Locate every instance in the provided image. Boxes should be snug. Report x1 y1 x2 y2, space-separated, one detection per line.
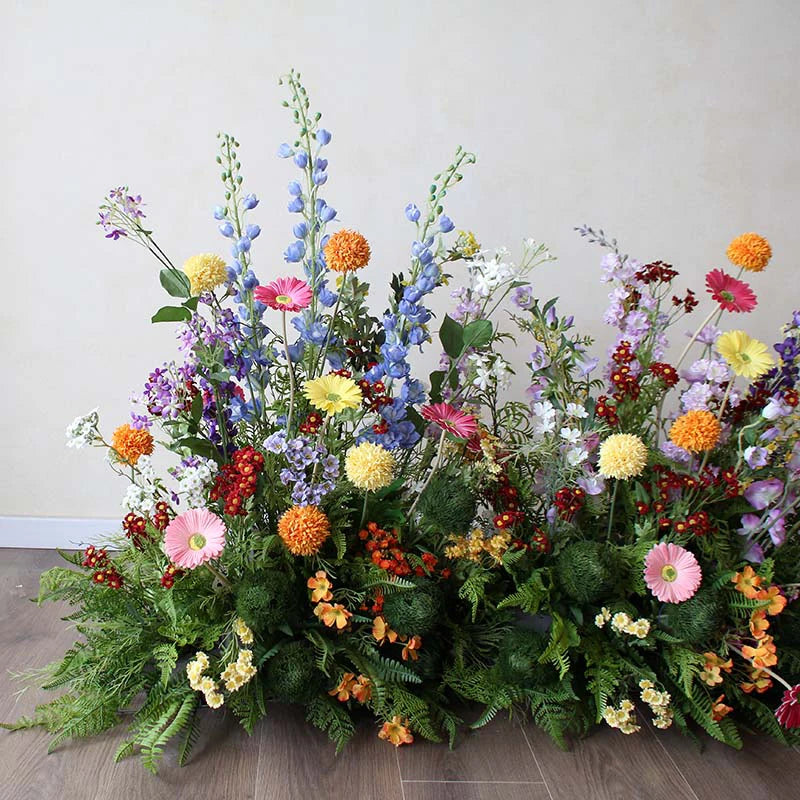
776 685 800 729
705 269 757 313
420 402 478 439
643 542 702 603
254 276 312 312
164 508 227 569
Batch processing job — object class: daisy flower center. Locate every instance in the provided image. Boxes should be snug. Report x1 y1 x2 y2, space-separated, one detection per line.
275 294 292 304
740 353 751 362
660 564 678 583
188 533 207 551
720 290 734 302
326 392 341 402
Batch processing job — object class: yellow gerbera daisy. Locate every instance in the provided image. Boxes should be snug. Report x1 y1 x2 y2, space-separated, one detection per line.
716 330 774 380
303 374 362 415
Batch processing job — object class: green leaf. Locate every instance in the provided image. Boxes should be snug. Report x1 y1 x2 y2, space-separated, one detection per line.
182 296 200 311
176 436 218 459
151 305 192 324
429 371 446 403
463 319 493 349
190 393 203 423
439 314 464 359
159 268 191 298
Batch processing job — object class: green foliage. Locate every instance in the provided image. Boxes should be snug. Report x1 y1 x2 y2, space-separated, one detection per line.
383 582 442 636
458 568 493 622
266 642 320 703
417 471 477 534
554 542 612 604
663 586 725 645
305 696 356 754
235 568 299 633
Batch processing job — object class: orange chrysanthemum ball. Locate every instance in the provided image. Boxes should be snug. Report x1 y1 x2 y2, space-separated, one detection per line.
278 505 331 556
726 233 772 273
669 410 722 453
111 423 154 465
323 229 371 273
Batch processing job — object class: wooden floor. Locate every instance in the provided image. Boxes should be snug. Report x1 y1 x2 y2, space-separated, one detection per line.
2 549 799 800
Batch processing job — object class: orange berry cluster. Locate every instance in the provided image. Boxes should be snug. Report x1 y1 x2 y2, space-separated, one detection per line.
648 361 679 388
359 522 449 579
210 446 265 515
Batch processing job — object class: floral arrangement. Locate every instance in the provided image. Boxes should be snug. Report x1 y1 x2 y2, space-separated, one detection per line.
6 71 800 771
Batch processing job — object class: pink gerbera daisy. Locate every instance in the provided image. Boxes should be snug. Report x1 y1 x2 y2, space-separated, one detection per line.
643 542 702 603
164 508 226 569
253 276 312 312
705 269 757 313
420 402 478 439
776 685 800 729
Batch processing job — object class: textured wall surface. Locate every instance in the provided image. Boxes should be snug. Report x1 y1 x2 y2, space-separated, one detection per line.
3 0 799 519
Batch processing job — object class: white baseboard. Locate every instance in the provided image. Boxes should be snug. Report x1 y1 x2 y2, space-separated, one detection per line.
0 516 119 549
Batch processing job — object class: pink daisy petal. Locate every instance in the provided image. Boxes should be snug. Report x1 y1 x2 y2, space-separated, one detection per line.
705 269 757 313
164 508 227 570
643 542 702 603
254 276 313 312
420 402 478 440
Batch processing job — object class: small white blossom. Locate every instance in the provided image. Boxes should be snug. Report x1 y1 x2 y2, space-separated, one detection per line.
559 427 581 445
65 408 100 449
566 447 588 467
565 402 588 419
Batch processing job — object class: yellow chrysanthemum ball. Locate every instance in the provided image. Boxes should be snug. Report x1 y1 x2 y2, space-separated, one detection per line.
111 423 154 465
182 253 228 295
303 374 362 415
597 433 648 480
716 330 774 380
726 233 772 273
278 505 331 556
323 229 371 273
345 442 396 491
669 410 721 453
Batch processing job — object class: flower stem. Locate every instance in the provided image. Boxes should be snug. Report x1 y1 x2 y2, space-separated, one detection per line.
727 642 792 690
675 307 719 370
409 429 447 519
359 492 370 528
607 479 619 539
282 311 297 433
206 560 231 590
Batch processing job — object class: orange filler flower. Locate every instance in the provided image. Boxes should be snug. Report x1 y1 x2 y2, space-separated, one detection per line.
307 570 333 603
111 423 154 465
378 716 414 747
668 410 721 453
278 506 331 556
323 229 371 273
727 233 772 273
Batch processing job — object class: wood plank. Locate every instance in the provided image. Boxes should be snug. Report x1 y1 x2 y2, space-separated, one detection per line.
403 781 551 800
525 721 698 800
397 714 545 783
256 703 403 800
644 723 800 800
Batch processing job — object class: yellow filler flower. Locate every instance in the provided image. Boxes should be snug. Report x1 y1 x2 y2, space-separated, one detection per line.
669 410 721 453
726 233 772 273
345 442 395 491
597 433 648 480
182 253 228 295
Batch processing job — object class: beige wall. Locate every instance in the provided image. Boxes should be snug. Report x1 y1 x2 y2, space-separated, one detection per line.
3 0 799 520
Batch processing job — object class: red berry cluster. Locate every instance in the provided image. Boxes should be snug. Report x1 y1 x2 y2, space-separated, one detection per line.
649 362 679 388
83 548 123 589
210 446 265 515
82 545 109 568
357 378 394 429
122 513 150 549
493 510 525 529
635 261 678 285
530 527 552 554
553 486 586 521
595 395 620 426
672 289 698 313
609 341 641 401
359 522 450 579
299 412 324 434
152 501 171 531
160 564 183 589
